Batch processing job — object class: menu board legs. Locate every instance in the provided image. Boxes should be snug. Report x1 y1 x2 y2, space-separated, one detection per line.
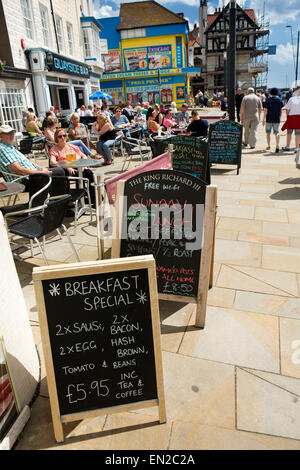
195 186 217 328
94 173 105 261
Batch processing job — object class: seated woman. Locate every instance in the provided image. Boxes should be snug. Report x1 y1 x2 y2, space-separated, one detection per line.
92 112 117 165
111 106 131 137
153 104 164 126
68 112 101 158
49 128 96 205
134 106 147 132
25 112 43 137
170 101 177 116
147 109 165 135
162 109 176 130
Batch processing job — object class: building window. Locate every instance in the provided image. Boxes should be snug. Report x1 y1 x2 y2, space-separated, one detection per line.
67 23 74 56
20 0 34 40
55 15 64 53
0 88 27 133
39 4 50 47
92 28 100 61
120 28 146 39
83 28 91 57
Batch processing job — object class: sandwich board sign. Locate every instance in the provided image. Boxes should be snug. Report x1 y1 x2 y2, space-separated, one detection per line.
33 256 166 443
209 120 242 174
111 169 217 328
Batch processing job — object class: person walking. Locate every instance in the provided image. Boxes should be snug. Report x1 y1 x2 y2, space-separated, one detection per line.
240 87 263 149
262 87 284 153
235 88 244 122
282 87 300 152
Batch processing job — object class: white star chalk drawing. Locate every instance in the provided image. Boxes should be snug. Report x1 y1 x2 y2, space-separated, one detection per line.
136 290 147 305
48 283 61 297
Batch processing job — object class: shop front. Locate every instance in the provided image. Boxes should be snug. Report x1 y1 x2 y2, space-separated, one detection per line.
100 68 194 107
26 48 92 117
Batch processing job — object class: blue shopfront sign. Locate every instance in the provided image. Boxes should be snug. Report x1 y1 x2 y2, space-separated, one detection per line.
46 52 90 78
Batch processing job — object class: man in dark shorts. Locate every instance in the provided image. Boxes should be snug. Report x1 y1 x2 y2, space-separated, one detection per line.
262 88 283 153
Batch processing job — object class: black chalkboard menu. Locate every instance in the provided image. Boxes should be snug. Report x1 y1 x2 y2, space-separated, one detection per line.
33 257 166 442
115 170 207 301
165 136 209 184
208 120 242 174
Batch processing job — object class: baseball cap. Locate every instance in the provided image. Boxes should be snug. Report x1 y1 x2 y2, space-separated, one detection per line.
182 103 188 108
0 124 15 134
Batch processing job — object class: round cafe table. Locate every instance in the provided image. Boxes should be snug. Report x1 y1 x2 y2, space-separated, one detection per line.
57 158 104 219
0 181 25 200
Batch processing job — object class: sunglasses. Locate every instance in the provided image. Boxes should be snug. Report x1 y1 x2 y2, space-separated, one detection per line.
57 134 67 139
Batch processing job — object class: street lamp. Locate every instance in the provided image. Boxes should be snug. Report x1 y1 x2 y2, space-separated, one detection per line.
286 25 300 87
286 25 296 74
228 0 236 121
296 29 299 87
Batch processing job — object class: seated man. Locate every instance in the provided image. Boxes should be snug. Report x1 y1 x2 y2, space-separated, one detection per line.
187 110 208 137
0 124 67 197
176 103 190 125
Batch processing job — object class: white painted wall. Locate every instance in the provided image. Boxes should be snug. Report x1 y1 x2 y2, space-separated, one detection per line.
0 213 39 409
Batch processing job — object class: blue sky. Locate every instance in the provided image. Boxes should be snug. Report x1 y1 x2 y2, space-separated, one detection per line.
93 0 300 89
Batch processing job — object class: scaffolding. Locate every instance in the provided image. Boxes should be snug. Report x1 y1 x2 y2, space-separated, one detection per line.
251 4 270 90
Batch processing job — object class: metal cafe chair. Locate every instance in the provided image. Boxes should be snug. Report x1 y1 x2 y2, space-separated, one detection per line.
0 173 51 219
1 173 52 258
18 136 46 164
6 194 80 265
121 138 151 172
51 174 93 236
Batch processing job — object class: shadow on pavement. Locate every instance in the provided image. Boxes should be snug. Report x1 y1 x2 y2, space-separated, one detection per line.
270 187 300 200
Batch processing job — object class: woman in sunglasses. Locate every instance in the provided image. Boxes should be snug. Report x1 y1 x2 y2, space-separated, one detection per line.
49 128 95 204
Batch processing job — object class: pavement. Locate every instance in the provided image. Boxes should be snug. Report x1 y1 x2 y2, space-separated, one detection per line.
7 113 300 450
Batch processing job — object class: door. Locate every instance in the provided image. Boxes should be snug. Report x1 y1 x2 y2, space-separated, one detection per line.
57 87 71 112
75 89 85 109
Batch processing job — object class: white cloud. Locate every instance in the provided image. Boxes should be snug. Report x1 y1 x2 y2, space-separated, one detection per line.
94 4 119 18
248 0 300 25
271 42 294 65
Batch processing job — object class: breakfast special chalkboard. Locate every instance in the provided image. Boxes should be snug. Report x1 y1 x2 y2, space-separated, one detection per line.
33 256 166 443
165 136 210 184
112 170 217 328
208 120 242 174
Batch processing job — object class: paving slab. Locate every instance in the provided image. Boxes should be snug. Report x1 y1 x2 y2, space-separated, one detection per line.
279 318 300 379
179 308 280 373
169 420 300 450
234 291 300 320
236 368 300 441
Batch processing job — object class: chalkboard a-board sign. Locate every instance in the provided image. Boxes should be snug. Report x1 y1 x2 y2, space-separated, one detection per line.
33 256 166 443
165 136 210 185
208 120 242 174
111 170 217 328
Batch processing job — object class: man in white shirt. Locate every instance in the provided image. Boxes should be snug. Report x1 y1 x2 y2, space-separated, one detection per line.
85 105 94 116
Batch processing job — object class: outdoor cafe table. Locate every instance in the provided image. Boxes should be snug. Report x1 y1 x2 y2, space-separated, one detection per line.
0 181 25 205
150 133 176 158
57 158 103 219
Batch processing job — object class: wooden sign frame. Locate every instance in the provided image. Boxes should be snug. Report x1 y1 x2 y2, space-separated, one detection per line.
111 179 217 329
33 256 166 443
